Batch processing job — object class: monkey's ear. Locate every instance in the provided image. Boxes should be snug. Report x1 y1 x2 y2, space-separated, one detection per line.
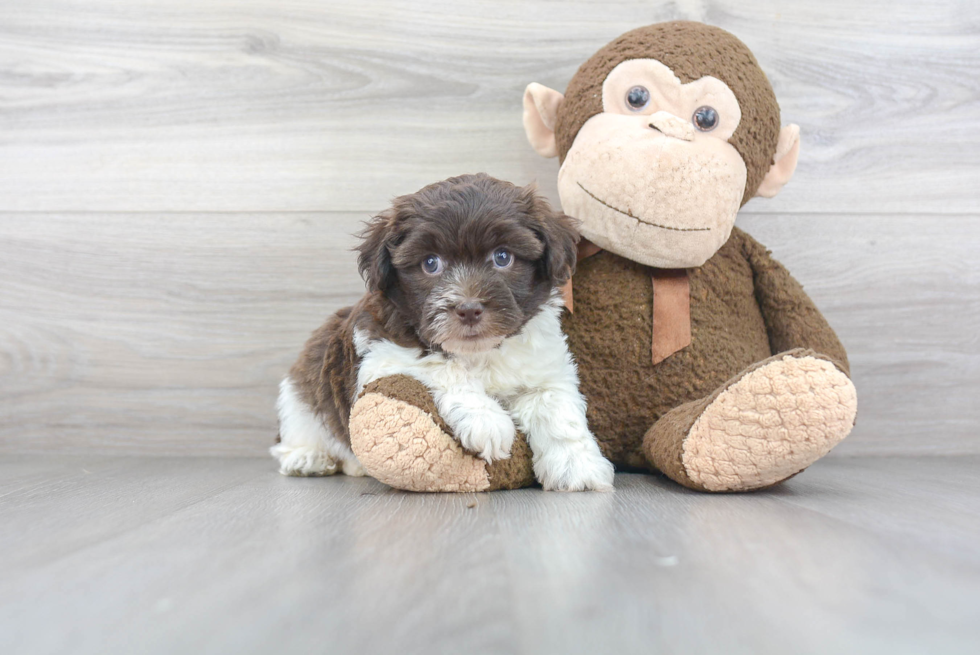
356 209 399 293
756 124 801 198
523 83 564 158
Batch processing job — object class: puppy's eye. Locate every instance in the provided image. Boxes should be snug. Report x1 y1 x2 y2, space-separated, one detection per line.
693 106 719 132
626 86 650 111
421 254 444 275
491 248 513 269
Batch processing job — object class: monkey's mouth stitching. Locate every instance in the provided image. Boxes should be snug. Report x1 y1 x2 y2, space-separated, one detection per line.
576 183 711 232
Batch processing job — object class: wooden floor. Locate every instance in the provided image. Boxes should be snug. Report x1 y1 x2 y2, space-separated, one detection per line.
2 455 978 654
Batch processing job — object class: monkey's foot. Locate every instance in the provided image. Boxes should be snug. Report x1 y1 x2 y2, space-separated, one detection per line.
645 351 857 492
348 375 535 493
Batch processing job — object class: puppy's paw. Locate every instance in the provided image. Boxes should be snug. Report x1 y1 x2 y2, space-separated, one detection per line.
271 443 340 477
341 457 368 477
452 405 516 464
534 439 615 492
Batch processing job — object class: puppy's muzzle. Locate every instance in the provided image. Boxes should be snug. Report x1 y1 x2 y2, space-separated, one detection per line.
454 300 484 327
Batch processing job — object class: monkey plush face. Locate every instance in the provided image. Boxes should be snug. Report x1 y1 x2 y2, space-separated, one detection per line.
555 58 748 268
523 22 801 269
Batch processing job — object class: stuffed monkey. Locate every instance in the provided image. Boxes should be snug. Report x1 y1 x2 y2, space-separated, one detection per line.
347 21 857 492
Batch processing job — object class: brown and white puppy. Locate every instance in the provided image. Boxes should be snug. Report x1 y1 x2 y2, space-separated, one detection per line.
271 174 614 491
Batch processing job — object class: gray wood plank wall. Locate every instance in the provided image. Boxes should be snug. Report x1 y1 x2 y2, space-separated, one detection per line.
1 1 978 456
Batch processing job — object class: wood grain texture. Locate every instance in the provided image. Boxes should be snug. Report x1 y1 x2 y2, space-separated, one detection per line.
0 0 977 213
1 212 976 456
2 456 979 655
0 1 977 456
0 213 365 454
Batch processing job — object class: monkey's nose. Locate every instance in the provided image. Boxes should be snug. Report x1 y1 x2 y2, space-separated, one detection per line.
647 110 695 141
454 301 484 326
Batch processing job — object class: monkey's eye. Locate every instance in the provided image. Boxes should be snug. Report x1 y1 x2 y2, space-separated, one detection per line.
491 248 513 269
693 106 719 132
626 86 651 111
421 254 444 275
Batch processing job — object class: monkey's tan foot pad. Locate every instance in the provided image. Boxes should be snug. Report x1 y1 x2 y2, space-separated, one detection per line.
348 375 536 493
645 352 857 492
684 353 857 492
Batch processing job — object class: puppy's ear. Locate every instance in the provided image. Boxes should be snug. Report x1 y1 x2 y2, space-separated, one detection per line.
520 184 579 285
356 208 399 293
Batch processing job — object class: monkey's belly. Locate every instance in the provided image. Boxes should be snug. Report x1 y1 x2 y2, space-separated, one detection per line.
562 238 772 468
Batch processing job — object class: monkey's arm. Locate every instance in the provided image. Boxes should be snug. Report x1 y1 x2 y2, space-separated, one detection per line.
739 231 850 375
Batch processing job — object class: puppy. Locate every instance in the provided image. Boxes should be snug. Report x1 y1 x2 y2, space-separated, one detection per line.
271 173 614 491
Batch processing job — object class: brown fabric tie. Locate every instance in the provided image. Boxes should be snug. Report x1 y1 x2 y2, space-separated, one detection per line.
562 239 692 364
651 269 691 364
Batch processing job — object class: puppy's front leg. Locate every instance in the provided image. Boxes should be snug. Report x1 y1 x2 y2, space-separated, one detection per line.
509 388 614 491
433 384 515 463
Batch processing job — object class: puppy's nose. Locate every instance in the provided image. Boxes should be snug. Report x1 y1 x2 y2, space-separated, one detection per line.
454 301 484 326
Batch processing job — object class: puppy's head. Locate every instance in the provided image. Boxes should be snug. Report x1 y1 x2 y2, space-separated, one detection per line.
357 173 578 354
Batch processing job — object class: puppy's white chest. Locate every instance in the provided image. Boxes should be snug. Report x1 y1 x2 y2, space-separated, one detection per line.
441 350 522 398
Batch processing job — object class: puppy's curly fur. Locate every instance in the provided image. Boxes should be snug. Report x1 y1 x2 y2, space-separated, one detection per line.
271 174 614 491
